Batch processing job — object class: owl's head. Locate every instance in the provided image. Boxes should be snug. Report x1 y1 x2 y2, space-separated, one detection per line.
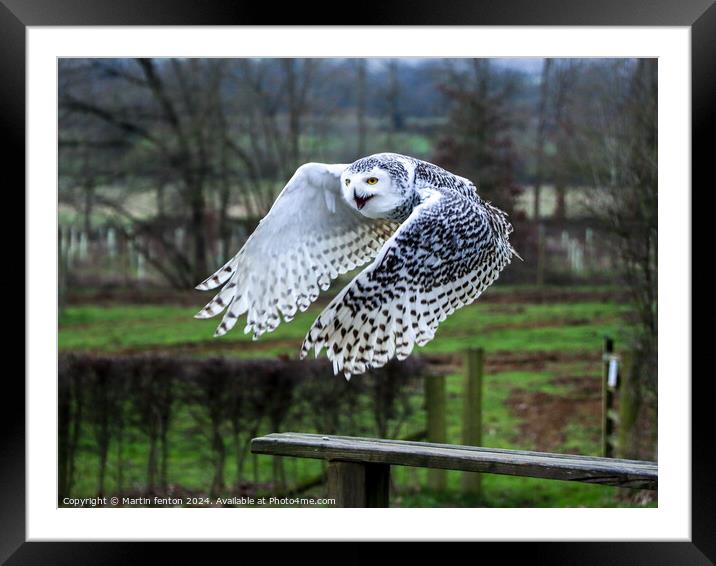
340 153 412 219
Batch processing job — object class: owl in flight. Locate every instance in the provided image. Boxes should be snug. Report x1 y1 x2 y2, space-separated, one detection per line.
195 153 517 379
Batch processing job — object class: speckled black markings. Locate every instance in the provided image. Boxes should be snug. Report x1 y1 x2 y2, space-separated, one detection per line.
196 152 516 378
300 155 516 379
196 211 396 339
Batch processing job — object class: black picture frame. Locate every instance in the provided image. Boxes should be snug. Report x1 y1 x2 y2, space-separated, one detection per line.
4 0 707 561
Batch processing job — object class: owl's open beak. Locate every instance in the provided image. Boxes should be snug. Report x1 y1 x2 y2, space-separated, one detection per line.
354 192 374 210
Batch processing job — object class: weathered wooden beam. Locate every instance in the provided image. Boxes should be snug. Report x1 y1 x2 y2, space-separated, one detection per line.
273 430 427 500
251 433 657 490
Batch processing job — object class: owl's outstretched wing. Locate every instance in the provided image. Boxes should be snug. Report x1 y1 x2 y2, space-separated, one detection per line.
195 163 398 338
300 187 515 379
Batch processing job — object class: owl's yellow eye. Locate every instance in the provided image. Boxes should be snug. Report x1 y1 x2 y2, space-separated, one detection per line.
366 177 379 185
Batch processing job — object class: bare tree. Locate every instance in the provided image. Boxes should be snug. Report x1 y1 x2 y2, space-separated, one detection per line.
433 58 522 216
549 61 581 220
533 59 552 220
572 59 657 458
60 58 338 289
356 59 368 156
386 60 404 143
60 59 216 284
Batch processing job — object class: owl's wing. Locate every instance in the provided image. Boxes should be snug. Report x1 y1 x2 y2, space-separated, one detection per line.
300 187 515 379
195 163 398 338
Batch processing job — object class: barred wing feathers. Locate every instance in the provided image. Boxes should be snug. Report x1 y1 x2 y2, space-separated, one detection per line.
195 163 397 339
300 187 515 379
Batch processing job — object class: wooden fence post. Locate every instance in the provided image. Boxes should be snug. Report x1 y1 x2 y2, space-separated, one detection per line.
327 461 390 507
425 376 447 490
618 351 639 460
462 348 484 496
601 336 615 458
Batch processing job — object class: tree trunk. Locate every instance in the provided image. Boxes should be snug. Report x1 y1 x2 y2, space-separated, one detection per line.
146 426 158 495
67 373 83 497
116 415 124 495
156 184 166 217
356 60 367 156
83 184 94 236
189 184 208 283
210 424 225 498
554 180 567 220
386 60 403 141
58 377 71 502
160 419 170 492
283 59 301 166
533 58 552 221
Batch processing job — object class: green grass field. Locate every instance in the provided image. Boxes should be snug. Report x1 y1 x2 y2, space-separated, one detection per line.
59 289 631 357
59 286 654 508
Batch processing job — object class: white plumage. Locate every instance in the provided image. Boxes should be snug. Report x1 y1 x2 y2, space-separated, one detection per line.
196 153 517 379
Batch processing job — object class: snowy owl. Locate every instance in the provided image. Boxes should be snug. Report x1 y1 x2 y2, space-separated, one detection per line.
195 153 517 379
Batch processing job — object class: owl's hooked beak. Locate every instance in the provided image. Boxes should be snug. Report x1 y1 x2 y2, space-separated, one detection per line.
354 191 374 210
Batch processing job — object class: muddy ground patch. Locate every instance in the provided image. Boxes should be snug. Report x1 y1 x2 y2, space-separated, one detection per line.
506 375 601 453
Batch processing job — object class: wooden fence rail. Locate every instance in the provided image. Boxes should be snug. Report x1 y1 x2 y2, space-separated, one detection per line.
251 432 658 507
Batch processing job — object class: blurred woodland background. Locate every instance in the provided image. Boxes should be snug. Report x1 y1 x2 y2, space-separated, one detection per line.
58 58 657 508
